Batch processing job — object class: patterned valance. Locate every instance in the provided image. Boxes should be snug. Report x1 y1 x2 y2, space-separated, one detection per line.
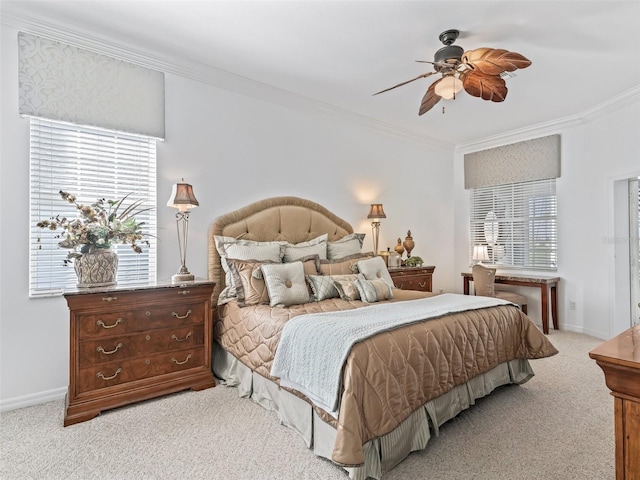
18 32 165 139
464 134 561 189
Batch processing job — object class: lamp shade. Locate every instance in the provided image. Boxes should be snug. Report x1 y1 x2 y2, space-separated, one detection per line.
367 204 386 220
167 182 199 212
434 75 463 100
472 245 490 262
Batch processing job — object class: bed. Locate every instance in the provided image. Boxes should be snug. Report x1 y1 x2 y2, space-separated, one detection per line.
208 196 557 480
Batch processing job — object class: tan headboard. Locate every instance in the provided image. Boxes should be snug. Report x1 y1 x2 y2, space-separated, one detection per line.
208 196 353 299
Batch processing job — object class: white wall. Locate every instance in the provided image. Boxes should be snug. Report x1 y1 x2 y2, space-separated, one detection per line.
454 101 640 340
0 23 454 409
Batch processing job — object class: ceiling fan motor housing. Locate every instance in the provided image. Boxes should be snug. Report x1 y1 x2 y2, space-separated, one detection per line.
434 45 464 64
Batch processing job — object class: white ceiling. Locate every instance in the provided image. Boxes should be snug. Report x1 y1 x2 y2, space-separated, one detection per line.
3 1 640 146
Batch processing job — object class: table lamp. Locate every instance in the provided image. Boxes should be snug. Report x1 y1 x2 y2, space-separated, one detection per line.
167 180 199 283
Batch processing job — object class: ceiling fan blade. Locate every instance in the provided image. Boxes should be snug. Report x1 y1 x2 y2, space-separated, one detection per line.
418 80 441 115
461 70 508 102
462 48 532 76
373 72 435 96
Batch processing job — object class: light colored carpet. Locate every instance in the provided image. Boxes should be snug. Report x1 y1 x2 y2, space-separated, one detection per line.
0 330 614 480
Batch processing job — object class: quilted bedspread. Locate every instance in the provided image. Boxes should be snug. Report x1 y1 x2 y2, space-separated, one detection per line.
213 290 558 466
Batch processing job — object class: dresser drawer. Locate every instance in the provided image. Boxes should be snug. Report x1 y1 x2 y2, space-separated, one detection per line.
393 276 431 291
77 347 205 394
78 324 204 368
388 266 435 292
79 303 204 338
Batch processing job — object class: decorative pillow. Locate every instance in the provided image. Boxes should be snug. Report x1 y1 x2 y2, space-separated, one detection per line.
214 235 285 302
227 259 272 307
355 277 394 303
283 234 328 262
356 256 394 288
319 252 373 275
306 273 359 301
327 233 366 260
333 274 365 301
261 262 310 307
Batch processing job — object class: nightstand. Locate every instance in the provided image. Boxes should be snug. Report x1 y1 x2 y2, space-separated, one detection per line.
388 266 435 292
63 279 216 426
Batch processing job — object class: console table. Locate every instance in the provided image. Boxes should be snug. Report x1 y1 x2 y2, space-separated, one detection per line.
589 325 640 480
462 272 559 334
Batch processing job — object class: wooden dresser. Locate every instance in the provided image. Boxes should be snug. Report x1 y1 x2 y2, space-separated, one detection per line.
388 266 435 292
589 325 640 480
63 280 216 426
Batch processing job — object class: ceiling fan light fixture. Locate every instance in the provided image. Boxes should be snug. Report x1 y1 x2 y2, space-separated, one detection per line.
434 76 463 100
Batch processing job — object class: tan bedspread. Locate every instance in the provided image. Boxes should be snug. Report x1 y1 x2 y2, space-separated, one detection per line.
214 290 557 466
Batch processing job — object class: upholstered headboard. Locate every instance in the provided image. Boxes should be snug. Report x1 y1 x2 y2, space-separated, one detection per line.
207 196 354 300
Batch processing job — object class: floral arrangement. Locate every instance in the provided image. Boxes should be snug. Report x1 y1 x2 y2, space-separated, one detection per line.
37 191 150 263
404 255 424 267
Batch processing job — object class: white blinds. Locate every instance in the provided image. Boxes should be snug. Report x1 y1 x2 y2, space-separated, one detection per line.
30 118 157 296
469 179 557 270
18 32 165 139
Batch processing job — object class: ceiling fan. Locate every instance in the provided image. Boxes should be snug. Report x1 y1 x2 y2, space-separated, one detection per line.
374 29 532 115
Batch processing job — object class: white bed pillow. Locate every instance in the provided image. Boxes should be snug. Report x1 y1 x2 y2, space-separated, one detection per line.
326 233 365 260
283 234 328 262
214 235 285 303
355 277 394 303
356 256 394 288
261 261 310 307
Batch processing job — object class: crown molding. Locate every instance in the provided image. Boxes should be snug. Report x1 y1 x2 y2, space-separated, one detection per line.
456 85 640 154
1 11 453 151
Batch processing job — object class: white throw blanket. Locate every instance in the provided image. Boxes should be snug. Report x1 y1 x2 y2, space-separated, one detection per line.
271 293 512 418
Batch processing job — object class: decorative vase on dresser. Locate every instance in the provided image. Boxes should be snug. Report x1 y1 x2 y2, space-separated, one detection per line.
74 249 118 288
63 279 216 426
402 230 415 258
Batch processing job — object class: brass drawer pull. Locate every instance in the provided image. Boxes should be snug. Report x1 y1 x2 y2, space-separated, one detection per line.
97 343 124 355
178 290 190 295
102 296 118 302
96 368 122 381
96 318 123 329
172 309 192 319
419 282 427 288
171 354 192 365
171 331 192 342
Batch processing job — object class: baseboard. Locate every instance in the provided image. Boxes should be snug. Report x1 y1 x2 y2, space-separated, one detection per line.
0 387 67 412
559 324 608 341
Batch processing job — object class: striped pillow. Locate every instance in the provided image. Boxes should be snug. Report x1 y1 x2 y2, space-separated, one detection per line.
355 277 394 303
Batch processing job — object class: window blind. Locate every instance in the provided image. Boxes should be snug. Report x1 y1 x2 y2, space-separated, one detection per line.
30 117 157 297
469 178 557 270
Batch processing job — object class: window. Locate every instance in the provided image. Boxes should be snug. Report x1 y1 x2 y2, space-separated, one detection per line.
469 178 557 270
30 118 157 297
